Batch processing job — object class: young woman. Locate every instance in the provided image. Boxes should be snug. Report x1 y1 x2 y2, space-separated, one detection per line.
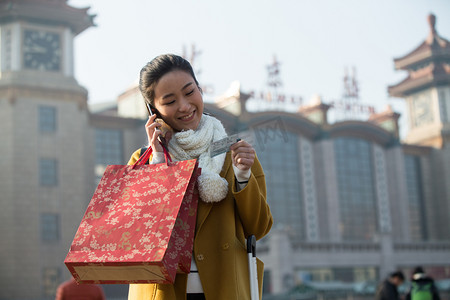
127 54 273 300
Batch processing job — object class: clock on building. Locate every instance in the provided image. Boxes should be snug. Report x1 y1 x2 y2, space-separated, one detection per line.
412 93 434 127
23 29 61 71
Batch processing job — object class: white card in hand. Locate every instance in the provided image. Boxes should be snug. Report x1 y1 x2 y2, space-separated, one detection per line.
210 134 239 157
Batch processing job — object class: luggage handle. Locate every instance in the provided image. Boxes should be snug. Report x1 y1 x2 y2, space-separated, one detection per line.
247 235 259 300
247 234 256 257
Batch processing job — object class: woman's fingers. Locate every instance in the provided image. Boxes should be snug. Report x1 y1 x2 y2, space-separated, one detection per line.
230 140 255 170
145 122 161 142
230 141 255 158
145 115 157 137
151 130 164 152
145 114 157 127
234 152 255 166
145 115 164 152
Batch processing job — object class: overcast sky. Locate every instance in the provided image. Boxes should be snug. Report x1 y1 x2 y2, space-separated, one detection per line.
68 0 450 138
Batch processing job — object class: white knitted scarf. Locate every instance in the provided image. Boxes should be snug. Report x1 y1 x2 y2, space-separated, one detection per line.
167 114 228 203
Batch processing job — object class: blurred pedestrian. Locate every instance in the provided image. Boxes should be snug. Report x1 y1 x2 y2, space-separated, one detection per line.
55 277 106 300
406 266 440 300
375 271 405 300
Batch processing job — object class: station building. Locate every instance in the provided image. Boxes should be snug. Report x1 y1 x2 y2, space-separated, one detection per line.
0 1 449 298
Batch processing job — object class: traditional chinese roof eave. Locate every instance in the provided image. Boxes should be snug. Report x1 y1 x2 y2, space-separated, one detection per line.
388 72 450 97
393 14 450 71
0 1 96 35
298 102 331 114
394 45 450 70
368 110 400 123
393 42 432 70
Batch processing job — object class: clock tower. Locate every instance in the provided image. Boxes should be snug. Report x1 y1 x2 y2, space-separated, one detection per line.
388 14 450 148
0 0 95 298
0 0 94 93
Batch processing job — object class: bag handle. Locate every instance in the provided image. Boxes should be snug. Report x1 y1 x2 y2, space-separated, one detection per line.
133 142 172 167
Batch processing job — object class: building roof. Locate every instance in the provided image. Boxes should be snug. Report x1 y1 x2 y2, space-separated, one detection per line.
329 120 395 146
393 14 450 70
0 0 96 35
388 64 450 97
388 14 450 97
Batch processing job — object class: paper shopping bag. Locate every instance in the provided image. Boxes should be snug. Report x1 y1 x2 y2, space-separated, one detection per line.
64 155 200 284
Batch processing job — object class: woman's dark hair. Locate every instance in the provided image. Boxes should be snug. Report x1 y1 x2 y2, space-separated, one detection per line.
139 54 199 107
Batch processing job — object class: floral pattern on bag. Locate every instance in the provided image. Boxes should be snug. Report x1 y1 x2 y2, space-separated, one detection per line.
65 159 200 284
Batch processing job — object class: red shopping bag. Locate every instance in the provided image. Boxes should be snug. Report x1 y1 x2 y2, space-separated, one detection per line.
64 147 200 284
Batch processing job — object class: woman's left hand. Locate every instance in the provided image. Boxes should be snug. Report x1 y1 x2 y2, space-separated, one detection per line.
230 140 255 171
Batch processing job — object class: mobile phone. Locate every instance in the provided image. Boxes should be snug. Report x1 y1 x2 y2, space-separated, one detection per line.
146 103 154 117
145 103 167 147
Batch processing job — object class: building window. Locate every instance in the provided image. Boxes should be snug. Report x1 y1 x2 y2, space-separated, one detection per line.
255 128 304 244
439 91 448 123
41 213 60 242
404 155 427 240
39 105 57 132
334 138 377 241
263 270 272 295
39 158 58 186
95 128 123 182
95 129 123 165
296 267 378 283
42 267 61 296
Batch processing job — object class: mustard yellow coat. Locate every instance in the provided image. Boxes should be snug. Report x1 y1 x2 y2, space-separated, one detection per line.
127 149 273 300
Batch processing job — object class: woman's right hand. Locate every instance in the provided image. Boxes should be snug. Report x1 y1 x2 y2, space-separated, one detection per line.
145 114 164 153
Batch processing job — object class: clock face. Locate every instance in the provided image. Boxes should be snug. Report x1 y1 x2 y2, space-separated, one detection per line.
413 94 433 127
23 30 61 71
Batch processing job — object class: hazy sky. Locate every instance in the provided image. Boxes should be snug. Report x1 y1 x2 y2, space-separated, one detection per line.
68 0 449 138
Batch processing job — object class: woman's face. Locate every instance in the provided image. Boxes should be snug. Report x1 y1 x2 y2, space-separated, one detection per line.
153 70 204 132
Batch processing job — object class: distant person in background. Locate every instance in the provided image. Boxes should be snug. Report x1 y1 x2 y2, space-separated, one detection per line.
406 266 440 300
375 271 405 300
55 277 106 300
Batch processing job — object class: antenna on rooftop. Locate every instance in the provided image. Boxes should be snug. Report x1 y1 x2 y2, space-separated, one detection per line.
330 66 375 121
182 44 202 76
341 66 360 119
266 55 283 107
181 44 214 94
343 66 359 99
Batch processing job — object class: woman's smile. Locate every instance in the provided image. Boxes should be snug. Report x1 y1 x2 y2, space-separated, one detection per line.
179 110 195 121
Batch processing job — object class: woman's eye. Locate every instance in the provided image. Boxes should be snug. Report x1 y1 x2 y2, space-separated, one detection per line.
165 100 175 105
186 89 194 96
